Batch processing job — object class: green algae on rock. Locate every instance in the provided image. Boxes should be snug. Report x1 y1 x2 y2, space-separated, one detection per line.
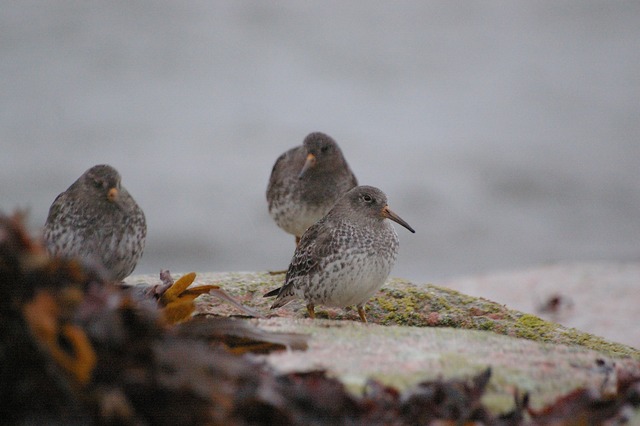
126 272 640 359
124 271 640 417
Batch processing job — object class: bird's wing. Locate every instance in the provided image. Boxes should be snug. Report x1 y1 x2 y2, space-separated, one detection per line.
269 218 335 308
44 192 67 221
285 218 333 284
267 147 300 191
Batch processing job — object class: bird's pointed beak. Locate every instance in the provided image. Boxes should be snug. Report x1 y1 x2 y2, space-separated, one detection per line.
381 205 415 233
107 187 119 202
298 153 316 178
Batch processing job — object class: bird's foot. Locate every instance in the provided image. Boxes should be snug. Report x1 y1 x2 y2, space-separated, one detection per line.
306 304 316 319
357 306 368 323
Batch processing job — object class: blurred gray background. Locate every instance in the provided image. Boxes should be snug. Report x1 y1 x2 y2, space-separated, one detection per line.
2 1 639 283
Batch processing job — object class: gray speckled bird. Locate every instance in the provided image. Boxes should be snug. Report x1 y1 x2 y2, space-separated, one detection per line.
267 132 358 245
43 164 147 281
264 185 415 322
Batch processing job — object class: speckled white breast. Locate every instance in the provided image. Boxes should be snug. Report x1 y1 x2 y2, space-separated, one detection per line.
299 221 400 308
269 197 329 237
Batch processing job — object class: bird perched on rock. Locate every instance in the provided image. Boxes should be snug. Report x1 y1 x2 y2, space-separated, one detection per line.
43 164 146 281
264 185 415 322
267 132 358 246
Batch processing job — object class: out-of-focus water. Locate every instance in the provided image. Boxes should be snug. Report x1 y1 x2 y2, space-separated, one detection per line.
2 2 639 282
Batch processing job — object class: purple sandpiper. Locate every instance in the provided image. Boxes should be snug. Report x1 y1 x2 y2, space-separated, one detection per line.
43 164 147 281
267 132 358 246
264 185 415 322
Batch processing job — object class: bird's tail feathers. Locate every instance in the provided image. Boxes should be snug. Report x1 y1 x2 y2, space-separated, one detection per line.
266 284 297 310
263 287 282 298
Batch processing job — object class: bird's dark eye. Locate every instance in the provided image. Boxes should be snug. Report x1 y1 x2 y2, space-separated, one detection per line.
320 145 330 153
362 194 373 203
92 180 103 189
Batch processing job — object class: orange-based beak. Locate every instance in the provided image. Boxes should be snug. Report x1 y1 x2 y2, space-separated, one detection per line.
298 153 317 178
381 205 415 233
107 187 119 202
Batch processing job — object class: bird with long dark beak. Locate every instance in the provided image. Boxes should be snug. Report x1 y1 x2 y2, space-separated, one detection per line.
265 185 415 322
267 132 358 247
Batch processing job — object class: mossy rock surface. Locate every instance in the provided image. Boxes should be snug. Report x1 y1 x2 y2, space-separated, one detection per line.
126 271 640 414
127 271 639 359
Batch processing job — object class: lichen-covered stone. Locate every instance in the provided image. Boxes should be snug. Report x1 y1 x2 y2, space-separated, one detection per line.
125 271 640 415
127 272 638 359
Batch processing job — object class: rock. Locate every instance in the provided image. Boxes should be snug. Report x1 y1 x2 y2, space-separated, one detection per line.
126 271 640 415
441 262 640 349
257 317 638 414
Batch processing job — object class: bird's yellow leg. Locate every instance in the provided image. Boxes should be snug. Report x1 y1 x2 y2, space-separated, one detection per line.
357 306 367 323
306 304 316 319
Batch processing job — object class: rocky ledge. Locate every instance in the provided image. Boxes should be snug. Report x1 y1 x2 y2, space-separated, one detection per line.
126 271 640 416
